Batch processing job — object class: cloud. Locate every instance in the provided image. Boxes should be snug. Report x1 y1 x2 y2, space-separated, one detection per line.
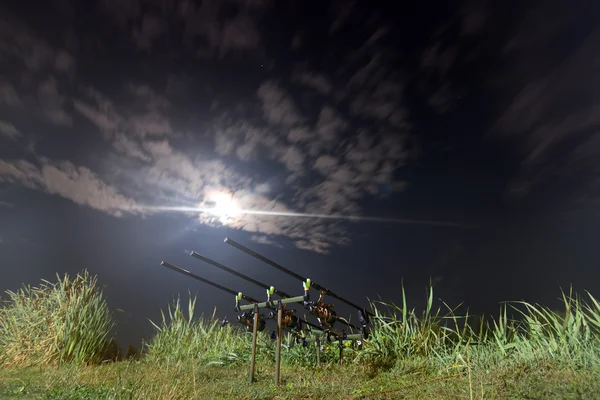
291 34 302 50
250 235 283 248
365 26 390 47
419 43 462 114
313 155 338 175
0 121 21 140
132 14 167 50
427 83 457 114
0 158 138 216
341 53 411 128
421 44 457 75
203 66 414 252
0 14 76 76
54 50 75 72
256 81 303 126
0 82 22 107
0 4 423 255
316 106 347 142
287 127 315 144
113 134 151 162
185 0 267 58
292 70 333 96
0 15 78 129
73 99 120 134
37 77 72 126
351 80 405 122
0 17 55 71
73 85 174 164
128 112 173 137
329 0 357 34
459 0 489 36
127 83 170 111
193 190 351 254
490 3 600 197
219 14 261 55
280 146 305 172
102 0 267 58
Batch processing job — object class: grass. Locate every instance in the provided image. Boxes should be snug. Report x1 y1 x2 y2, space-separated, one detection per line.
0 271 113 367
0 358 598 399
1 272 600 399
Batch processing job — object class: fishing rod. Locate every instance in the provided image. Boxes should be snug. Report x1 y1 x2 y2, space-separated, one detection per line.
189 251 334 334
161 260 346 378
160 261 266 332
161 260 321 338
223 237 372 337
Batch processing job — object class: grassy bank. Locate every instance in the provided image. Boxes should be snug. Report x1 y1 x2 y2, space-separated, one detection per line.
1 357 599 399
1 272 599 399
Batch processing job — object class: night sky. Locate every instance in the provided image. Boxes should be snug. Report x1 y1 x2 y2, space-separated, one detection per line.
1 0 599 348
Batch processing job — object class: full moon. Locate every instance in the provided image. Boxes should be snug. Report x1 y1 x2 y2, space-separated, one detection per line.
202 191 241 224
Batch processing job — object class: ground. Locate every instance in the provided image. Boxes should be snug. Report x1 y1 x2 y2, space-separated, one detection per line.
1 359 598 399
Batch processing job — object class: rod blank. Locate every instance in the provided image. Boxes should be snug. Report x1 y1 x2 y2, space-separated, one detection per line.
188 251 323 331
160 261 258 303
224 237 374 317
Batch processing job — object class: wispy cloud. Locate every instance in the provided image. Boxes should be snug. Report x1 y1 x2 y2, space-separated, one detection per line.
102 0 268 58
0 159 138 216
0 14 76 127
292 70 333 96
250 235 283 248
256 81 304 126
0 82 22 108
490 2 600 198
0 2 446 255
0 121 21 140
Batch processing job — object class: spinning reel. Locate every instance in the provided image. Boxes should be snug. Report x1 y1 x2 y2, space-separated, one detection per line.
267 308 299 330
237 310 266 332
303 290 338 329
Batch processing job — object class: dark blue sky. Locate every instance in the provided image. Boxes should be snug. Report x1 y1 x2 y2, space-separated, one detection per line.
1 0 599 347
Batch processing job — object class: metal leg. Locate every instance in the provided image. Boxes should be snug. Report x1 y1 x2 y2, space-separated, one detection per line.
316 338 320 367
275 302 283 385
250 305 259 383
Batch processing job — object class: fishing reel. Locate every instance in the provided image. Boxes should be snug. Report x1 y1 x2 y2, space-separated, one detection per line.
309 302 338 328
267 308 299 330
264 286 303 331
304 291 338 328
237 311 266 332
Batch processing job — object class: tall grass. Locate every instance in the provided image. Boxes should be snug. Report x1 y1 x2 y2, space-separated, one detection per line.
143 285 600 372
353 285 600 371
145 295 275 366
2 270 599 378
0 270 114 367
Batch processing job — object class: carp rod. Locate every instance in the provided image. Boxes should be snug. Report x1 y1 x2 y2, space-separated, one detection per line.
160 260 320 334
223 237 373 333
189 251 354 333
160 261 265 331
